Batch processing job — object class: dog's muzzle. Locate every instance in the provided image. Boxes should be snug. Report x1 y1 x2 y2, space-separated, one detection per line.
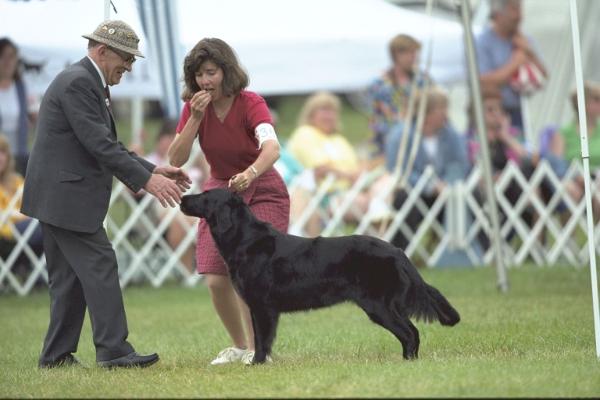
180 194 204 217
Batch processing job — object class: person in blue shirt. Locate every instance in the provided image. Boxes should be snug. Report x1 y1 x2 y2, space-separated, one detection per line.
384 86 468 250
475 0 547 131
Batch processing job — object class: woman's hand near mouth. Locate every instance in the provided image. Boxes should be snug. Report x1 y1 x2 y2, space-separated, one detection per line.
190 90 212 119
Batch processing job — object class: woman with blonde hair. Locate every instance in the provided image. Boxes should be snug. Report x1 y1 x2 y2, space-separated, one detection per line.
288 91 360 185
286 91 371 236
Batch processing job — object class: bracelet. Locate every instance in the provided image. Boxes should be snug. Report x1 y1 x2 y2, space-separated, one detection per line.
249 165 258 178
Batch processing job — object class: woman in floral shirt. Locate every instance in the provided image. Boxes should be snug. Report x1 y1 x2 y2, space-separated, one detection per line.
367 34 423 158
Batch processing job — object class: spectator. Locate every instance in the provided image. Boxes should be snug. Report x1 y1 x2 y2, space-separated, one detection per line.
286 91 371 236
466 88 532 172
273 146 305 187
146 119 209 185
466 87 538 245
144 119 208 273
385 86 468 250
550 82 600 171
0 134 43 281
267 109 317 236
0 38 37 176
273 148 318 236
287 92 360 186
367 34 423 158
545 82 600 217
475 0 547 133
267 108 303 186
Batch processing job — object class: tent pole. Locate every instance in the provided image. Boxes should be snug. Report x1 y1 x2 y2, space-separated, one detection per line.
392 0 435 181
458 0 508 292
569 0 600 359
131 97 144 149
104 0 111 20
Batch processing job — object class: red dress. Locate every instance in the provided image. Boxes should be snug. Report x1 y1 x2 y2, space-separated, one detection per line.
177 91 290 275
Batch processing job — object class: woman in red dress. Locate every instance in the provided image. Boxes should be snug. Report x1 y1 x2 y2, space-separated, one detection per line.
168 38 289 365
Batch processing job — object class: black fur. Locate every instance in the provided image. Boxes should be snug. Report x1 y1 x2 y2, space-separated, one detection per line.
181 189 460 364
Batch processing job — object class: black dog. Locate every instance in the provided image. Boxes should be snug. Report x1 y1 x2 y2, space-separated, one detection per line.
181 189 460 364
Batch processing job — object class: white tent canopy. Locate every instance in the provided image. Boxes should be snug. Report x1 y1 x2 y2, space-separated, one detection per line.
1 0 466 102
0 0 161 99
175 0 466 95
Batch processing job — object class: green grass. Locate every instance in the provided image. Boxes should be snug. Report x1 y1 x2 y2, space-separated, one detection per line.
1 266 600 398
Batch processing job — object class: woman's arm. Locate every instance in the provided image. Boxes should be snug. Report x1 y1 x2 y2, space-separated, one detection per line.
167 120 200 167
229 129 281 192
480 48 527 87
249 140 280 178
513 32 548 78
549 129 565 157
168 91 211 167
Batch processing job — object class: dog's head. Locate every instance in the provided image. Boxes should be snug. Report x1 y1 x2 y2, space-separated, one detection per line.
180 189 245 232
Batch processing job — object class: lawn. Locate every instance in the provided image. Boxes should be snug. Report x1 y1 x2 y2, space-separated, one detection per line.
1 266 599 398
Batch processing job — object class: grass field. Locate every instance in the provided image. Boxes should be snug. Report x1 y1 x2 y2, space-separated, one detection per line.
1 265 599 398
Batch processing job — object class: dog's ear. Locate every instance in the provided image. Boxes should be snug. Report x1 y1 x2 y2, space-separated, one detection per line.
215 203 234 233
228 193 245 207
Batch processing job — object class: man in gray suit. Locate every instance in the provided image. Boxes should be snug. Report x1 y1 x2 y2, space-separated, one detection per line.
21 20 191 369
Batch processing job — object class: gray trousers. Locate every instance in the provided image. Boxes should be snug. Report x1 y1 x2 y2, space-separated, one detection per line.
39 222 134 364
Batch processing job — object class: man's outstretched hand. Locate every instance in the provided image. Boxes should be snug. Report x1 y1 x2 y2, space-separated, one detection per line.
154 165 192 192
144 172 186 208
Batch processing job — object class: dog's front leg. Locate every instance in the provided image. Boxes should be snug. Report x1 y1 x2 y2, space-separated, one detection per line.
249 307 279 364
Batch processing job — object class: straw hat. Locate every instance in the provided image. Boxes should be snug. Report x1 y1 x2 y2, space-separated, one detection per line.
82 20 144 58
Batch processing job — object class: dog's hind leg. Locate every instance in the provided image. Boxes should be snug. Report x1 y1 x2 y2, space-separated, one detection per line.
404 317 420 359
356 299 419 360
250 308 280 364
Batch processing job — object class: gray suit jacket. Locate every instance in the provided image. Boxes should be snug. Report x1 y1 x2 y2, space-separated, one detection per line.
21 57 155 233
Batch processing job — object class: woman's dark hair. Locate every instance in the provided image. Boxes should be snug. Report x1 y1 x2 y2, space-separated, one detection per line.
181 38 248 101
0 37 21 81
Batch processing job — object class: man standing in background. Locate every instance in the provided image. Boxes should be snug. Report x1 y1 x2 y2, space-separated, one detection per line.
476 0 547 133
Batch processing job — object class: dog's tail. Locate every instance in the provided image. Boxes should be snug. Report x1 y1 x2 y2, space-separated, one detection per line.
406 283 460 326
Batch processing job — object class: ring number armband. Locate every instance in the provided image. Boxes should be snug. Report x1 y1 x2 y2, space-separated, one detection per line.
254 123 279 149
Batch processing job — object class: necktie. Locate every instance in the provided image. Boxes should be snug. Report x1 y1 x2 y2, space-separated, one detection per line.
104 85 112 112
104 86 115 132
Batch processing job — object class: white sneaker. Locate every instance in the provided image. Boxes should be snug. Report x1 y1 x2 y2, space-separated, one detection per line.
210 347 248 365
241 350 272 365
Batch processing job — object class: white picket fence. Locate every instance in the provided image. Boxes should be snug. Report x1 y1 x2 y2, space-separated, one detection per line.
1 160 598 296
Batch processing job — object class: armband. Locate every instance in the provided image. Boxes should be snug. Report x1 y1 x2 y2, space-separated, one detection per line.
254 123 279 149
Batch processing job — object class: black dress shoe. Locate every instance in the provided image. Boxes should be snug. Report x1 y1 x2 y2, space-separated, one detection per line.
39 354 82 369
97 351 159 369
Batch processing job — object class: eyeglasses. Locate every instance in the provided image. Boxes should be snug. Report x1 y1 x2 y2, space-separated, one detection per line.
107 46 136 65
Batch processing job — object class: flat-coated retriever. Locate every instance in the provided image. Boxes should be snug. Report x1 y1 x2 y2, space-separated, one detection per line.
181 189 460 364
